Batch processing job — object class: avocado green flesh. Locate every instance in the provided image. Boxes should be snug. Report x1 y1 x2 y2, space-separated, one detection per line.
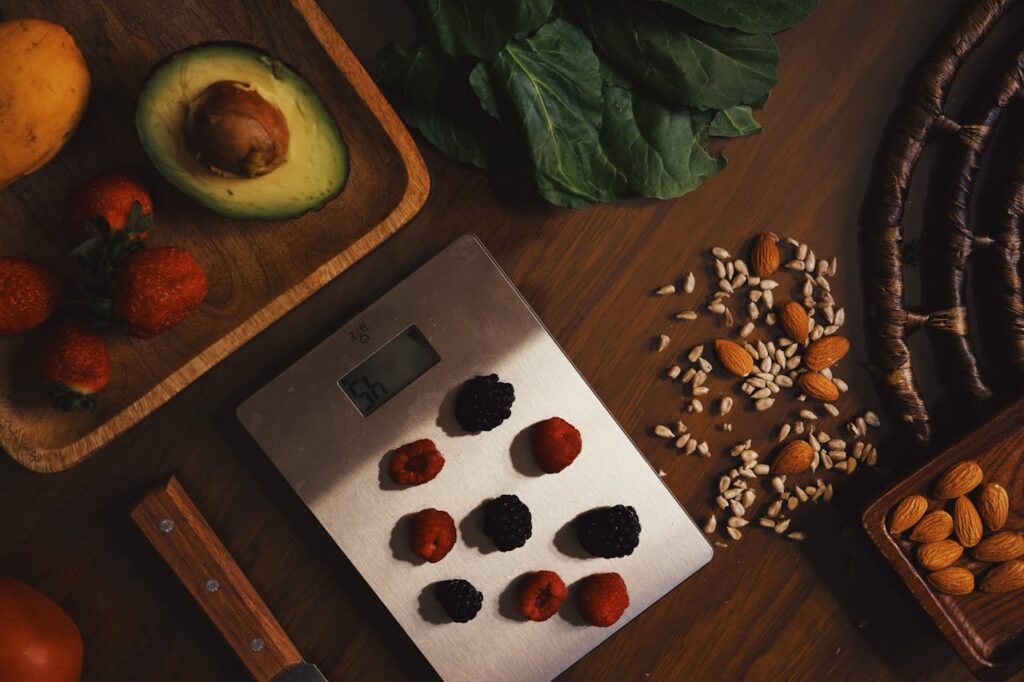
136 44 348 220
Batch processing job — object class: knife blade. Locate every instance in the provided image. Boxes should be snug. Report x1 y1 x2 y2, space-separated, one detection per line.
131 476 326 682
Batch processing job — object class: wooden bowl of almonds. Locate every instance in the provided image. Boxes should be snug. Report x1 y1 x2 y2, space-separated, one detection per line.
864 399 1024 680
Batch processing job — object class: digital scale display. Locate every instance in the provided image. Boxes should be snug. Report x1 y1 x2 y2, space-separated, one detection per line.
338 325 440 416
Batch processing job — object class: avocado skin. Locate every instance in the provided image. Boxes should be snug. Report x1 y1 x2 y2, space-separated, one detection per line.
136 41 349 221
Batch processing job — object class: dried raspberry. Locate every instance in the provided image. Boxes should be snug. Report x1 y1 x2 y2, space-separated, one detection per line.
410 508 456 563
389 439 445 486
579 573 629 627
519 570 567 622
531 417 582 473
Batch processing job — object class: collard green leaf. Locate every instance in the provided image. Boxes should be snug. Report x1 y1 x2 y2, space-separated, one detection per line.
601 86 725 198
652 0 818 34
489 19 626 208
414 0 556 59
469 63 501 119
709 105 762 137
567 0 778 110
372 44 494 168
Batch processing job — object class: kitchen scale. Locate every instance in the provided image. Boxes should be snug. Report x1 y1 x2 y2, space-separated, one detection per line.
238 236 711 681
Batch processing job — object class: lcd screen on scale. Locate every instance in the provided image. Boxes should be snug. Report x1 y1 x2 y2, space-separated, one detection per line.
338 325 440 416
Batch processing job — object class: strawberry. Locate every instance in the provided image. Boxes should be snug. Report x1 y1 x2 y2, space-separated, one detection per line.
0 258 63 335
531 417 582 473
115 247 208 337
410 508 456 563
39 319 110 412
579 573 629 627
519 570 567 622
389 439 445 485
64 173 154 246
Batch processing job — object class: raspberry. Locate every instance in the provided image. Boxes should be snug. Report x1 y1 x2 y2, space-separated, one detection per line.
519 570 567 622
435 579 483 623
455 374 514 432
389 439 444 486
575 505 641 558
483 494 532 552
579 573 629 627
410 509 456 563
531 417 582 473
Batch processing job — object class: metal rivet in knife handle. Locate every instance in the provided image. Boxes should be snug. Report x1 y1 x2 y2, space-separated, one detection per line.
131 477 310 682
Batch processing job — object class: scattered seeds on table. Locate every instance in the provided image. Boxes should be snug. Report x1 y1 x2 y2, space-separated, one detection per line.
684 272 696 293
654 425 674 439
704 515 717 533
656 285 676 295
658 335 670 352
667 365 682 379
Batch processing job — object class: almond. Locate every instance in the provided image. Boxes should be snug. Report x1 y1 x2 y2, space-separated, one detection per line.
953 496 983 547
916 539 963 570
927 567 975 596
714 338 753 377
934 460 983 499
909 510 952 543
750 233 780 277
980 560 1024 594
973 532 1024 563
772 440 814 475
804 336 850 370
799 371 839 402
889 494 928 534
779 301 809 344
978 483 1009 531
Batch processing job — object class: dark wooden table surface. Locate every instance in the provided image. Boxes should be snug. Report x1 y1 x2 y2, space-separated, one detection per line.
2 0 1021 680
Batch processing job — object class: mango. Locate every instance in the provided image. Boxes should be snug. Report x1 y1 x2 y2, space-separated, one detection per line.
0 20 90 189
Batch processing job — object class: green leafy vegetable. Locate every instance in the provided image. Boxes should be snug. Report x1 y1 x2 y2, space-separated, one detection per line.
372 44 495 168
375 0 818 208
652 0 819 34
568 0 778 110
710 106 762 137
488 19 626 207
601 86 725 198
414 0 555 59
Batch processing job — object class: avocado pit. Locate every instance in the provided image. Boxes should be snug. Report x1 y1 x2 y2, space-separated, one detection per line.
185 80 289 178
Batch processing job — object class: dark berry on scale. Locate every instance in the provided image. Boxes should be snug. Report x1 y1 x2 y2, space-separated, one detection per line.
483 494 532 551
435 579 484 623
455 374 514 432
575 505 641 559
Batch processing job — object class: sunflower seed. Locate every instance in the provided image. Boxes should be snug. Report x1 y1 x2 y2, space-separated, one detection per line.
794 421 805 434
675 434 691 449
682 368 697 384
693 370 707 386
654 425 674 438
866 446 878 467
712 247 731 260
767 500 783 518
718 476 731 493
741 490 756 508
667 365 682 379
674 420 686 434
786 356 802 370
835 308 845 327
775 374 794 388
732 274 747 289
723 488 741 500
749 276 761 286
846 458 858 475
747 302 760 320
749 289 763 303
805 251 816 271
799 409 818 421
765 312 777 325
720 396 734 415
658 335 670 351
823 403 840 417
787 496 799 511
729 500 745 517
786 260 806 271
703 515 717 533
684 272 696 293
755 398 775 411
795 487 809 503
752 463 769 476
699 357 713 373
817 276 831 293
760 279 779 290
822 453 834 469
817 259 828 276
693 386 710 396
864 411 880 427
823 305 835 324
810 325 824 341
656 285 676 295
741 383 755 395
675 310 698 321
759 356 772 373
834 377 849 392
774 518 792 534
856 416 867 433
763 290 774 309
827 438 846 451
787 531 806 541
740 450 758 464
771 476 786 494
685 439 699 455
708 301 726 315
824 484 834 502
714 259 727 279
719 278 734 294
743 342 759 359
728 516 749 529
797 243 808 260
716 495 729 510
740 321 755 337
749 387 770 400
697 441 710 457
777 424 791 442
734 259 749 276
688 345 704 362
726 527 742 541
759 517 777 528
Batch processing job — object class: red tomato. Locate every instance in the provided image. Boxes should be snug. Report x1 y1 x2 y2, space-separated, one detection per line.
0 577 83 682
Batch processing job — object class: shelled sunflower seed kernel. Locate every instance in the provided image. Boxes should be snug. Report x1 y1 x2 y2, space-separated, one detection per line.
651 235 884 546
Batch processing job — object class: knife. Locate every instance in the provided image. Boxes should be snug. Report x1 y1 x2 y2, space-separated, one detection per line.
131 476 328 682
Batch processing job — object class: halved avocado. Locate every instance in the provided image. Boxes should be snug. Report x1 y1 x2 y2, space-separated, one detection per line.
136 42 348 220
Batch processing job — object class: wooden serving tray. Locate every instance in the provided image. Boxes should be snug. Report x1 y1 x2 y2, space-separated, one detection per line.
863 399 1024 681
0 0 429 472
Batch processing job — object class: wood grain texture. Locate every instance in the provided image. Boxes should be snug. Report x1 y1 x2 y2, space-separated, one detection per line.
131 477 303 681
0 0 429 473
864 397 1024 680
2 1 1023 681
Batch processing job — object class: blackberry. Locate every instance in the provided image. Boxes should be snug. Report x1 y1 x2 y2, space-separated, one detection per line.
575 505 641 558
455 374 514 432
434 579 483 623
483 494 532 551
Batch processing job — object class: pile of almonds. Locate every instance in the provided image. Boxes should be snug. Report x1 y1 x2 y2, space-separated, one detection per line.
651 233 883 545
889 459 1023 596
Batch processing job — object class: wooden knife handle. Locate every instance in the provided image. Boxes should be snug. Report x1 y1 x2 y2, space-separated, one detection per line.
131 476 303 682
